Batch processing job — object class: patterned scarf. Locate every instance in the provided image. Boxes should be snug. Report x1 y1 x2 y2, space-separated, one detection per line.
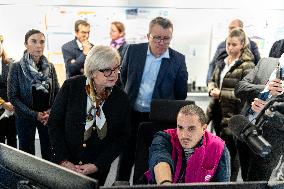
20 53 51 93
85 78 112 140
110 37 125 49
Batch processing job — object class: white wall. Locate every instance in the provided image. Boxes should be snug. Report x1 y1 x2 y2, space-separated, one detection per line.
1 1 284 86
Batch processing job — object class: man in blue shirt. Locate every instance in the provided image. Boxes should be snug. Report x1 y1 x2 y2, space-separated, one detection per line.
118 16 188 183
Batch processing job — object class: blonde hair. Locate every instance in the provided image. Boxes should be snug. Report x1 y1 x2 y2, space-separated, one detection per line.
84 45 121 79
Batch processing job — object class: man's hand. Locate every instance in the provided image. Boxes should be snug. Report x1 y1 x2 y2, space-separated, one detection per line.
268 78 284 96
154 162 172 185
251 98 267 113
82 40 92 55
75 163 98 175
210 88 221 99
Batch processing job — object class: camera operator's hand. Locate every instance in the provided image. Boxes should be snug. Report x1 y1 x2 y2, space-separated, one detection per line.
268 78 284 96
210 88 220 99
251 98 267 113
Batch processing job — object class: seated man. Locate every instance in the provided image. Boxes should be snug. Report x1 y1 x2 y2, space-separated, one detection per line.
146 104 230 185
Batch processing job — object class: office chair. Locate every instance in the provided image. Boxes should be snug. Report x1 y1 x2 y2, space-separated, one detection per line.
132 99 195 184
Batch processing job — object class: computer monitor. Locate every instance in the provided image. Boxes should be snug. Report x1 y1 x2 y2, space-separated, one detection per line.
102 181 267 189
0 143 98 189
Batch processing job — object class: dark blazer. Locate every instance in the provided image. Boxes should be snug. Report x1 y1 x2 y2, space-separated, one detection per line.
62 39 91 78
120 43 188 107
48 75 130 172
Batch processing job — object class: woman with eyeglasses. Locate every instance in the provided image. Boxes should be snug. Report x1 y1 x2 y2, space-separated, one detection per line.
8 29 60 160
48 45 130 186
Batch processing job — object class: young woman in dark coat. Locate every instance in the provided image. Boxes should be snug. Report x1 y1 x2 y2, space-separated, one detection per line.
206 28 255 181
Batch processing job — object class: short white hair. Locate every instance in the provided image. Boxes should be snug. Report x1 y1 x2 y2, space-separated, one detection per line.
84 45 121 79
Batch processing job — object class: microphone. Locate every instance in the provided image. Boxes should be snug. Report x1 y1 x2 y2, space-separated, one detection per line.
228 115 272 157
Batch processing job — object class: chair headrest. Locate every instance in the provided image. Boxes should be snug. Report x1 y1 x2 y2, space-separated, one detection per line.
149 99 195 123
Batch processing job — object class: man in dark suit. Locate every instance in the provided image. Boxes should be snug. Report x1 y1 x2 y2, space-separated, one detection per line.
117 16 188 183
206 19 261 84
62 20 93 78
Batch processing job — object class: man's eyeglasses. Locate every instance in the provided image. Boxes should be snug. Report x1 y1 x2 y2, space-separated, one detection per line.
149 34 171 44
99 65 121 77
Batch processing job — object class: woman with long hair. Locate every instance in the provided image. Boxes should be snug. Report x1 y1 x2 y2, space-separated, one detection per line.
206 28 255 181
0 35 16 148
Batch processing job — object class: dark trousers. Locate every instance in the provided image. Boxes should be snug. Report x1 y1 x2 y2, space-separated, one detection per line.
0 116 17 148
16 118 51 161
212 118 239 182
220 130 239 181
116 110 150 181
237 127 284 181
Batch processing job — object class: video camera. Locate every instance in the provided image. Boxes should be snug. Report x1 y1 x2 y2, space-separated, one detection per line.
229 94 284 157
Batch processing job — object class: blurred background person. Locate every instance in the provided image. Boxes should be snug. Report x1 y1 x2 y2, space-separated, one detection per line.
62 19 93 78
269 39 284 58
206 28 255 181
206 19 260 84
8 29 60 160
110 21 129 60
109 21 129 87
48 45 130 186
0 35 16 148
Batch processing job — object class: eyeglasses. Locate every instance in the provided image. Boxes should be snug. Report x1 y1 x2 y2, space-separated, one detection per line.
99 64 121 77
149 34 171 44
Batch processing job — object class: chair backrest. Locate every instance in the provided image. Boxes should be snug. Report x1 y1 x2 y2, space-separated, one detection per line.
133 99 195 184
149 99 195 123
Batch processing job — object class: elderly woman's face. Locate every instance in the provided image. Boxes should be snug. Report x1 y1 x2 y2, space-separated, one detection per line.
93 61 120 88
25 33 45 62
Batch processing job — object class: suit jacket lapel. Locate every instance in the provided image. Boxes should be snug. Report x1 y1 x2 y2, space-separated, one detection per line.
136 43 148 83
72 38 81 51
